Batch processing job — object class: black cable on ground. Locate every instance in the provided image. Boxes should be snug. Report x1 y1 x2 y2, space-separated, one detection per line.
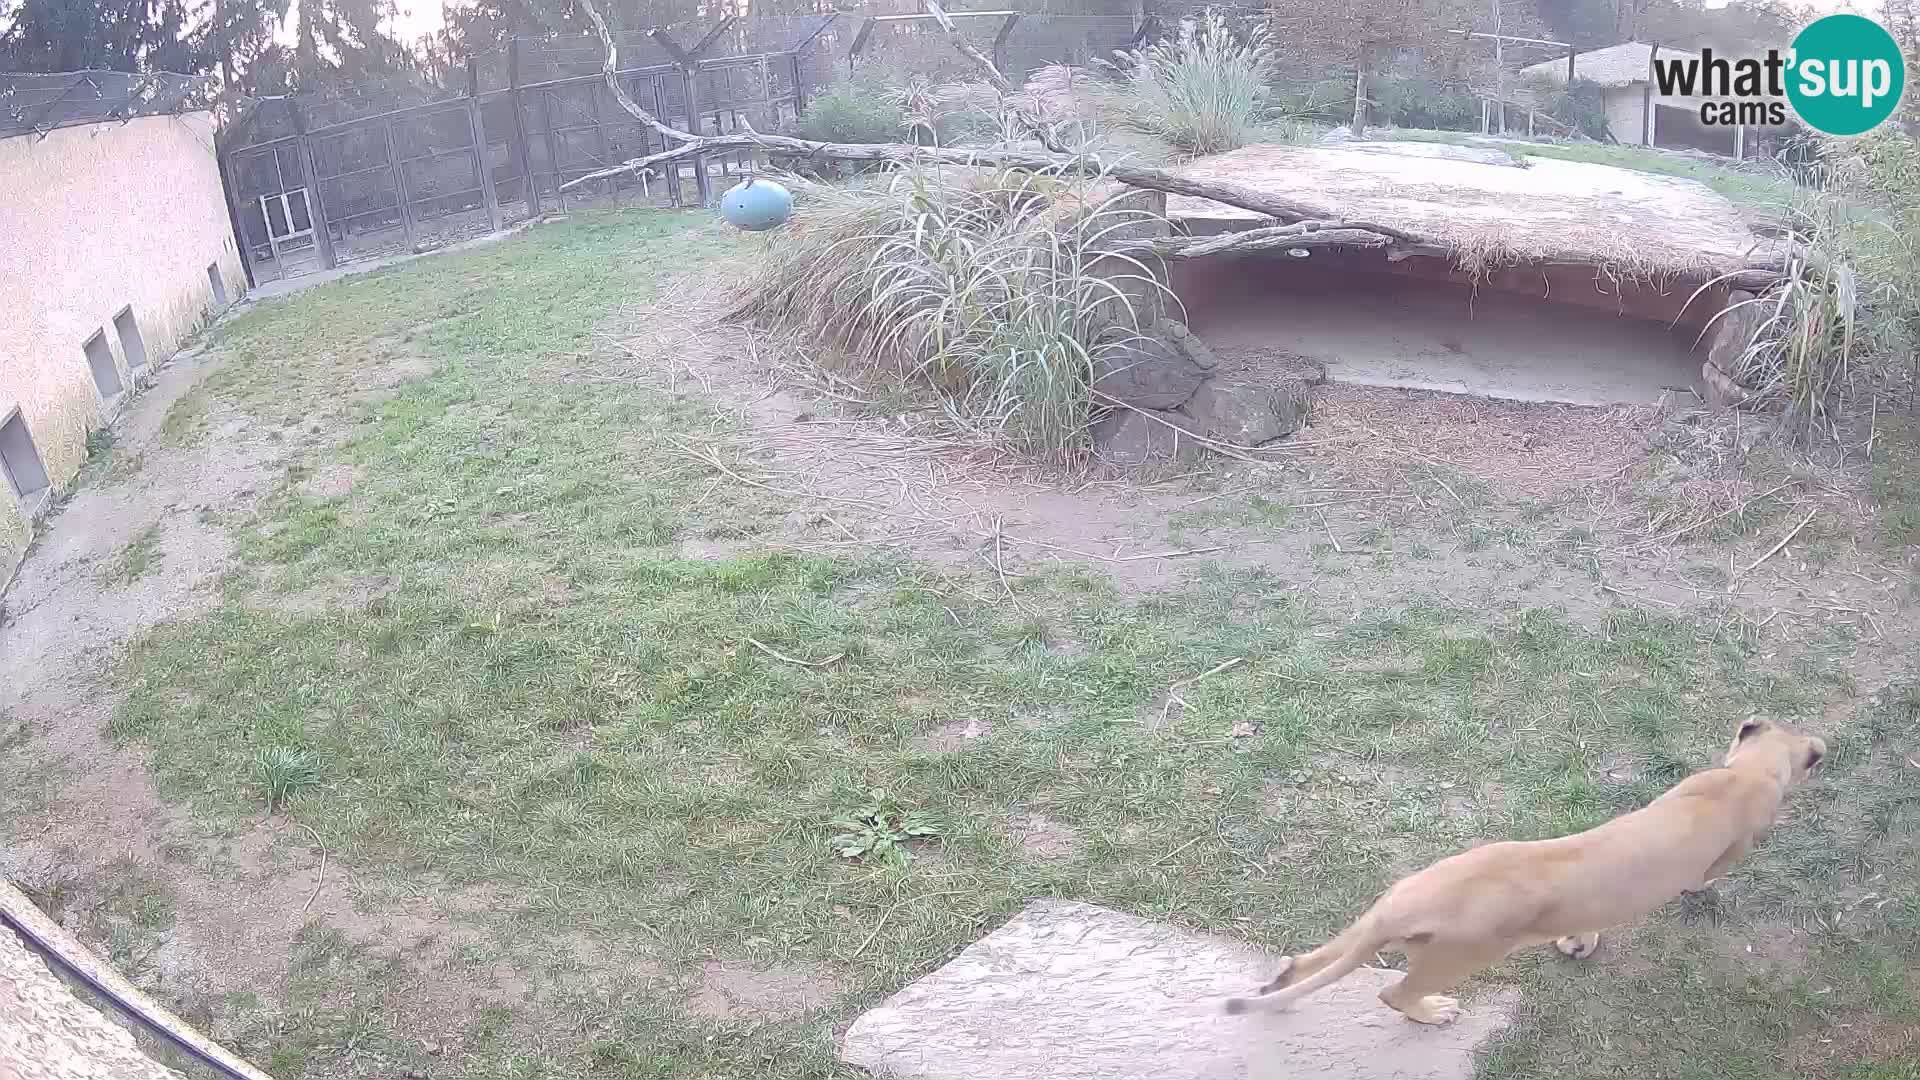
1 905 264 1080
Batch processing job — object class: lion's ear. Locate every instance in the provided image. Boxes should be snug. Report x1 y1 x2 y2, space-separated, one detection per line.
1737 717 1767 742
1805 741 1826 772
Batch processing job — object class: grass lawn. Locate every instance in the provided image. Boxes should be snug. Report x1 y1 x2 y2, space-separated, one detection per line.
35 210 1919 1079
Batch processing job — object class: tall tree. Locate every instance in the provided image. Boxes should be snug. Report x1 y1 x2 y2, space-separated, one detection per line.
0 0 210 73
1270 0 1527 135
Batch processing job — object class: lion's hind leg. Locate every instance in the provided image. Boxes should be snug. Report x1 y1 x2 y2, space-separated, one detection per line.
1379 939 1510 1026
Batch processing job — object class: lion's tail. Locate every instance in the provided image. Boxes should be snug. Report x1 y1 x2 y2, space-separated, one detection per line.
1221 913 1392 1015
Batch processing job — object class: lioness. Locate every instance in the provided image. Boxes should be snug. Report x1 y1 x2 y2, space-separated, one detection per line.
1225 717 1825 1025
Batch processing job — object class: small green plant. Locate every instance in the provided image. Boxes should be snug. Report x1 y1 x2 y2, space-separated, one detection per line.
796 74 909 145
829 788 941 866
253 746 321 810
1098 9 1277 154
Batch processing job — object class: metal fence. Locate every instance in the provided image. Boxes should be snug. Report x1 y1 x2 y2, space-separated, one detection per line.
0 70 213 140
215 10 1154 286
220 36 808 284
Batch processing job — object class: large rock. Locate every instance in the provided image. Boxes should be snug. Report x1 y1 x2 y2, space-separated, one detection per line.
1092 408 1203 466
1701 288 1765 378
1177 381 1310 446
839 900 1510 1080
1092 334 1207 410
1156 318 1219 370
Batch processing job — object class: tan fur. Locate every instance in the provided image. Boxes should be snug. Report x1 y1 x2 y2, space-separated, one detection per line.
1224 718 1825 1025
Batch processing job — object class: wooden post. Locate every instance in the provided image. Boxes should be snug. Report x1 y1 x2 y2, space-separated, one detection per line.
217 150 258 289
1492 0 1505 135
654 76 680 208
1567 47 1576 84
993 12 1022 79
791 51 807 116
651 28 711 204
538 88 567 211
507 37 542 216
466 56 503 231
587 75 614 202
1528 108 1536 137
1734 122 1745 160
384 119 418 252
288 100 336 270
1481 97 1490 134
1351 63 1365 136
1642 41 1659 146
685 66 711 204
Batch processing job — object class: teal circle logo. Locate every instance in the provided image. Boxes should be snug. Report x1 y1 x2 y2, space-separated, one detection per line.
1786 14 1907 136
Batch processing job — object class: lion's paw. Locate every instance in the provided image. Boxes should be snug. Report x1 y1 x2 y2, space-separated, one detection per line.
1406 994 1460 1025
1555 932 1601 960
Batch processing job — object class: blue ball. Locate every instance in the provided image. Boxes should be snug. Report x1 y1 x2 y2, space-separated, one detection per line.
719 178 793 232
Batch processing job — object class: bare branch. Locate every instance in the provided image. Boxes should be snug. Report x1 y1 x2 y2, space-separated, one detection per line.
561 0 1788 296
577 0 695 143
925 0 1013 94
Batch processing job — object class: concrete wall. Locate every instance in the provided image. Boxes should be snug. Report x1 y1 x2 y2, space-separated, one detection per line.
0 112 243 579
1603 85 1648 144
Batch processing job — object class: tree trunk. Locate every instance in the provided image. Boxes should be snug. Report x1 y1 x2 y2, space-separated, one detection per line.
1351 63 1366 137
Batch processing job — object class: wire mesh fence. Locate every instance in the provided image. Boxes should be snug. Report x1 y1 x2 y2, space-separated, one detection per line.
214 10 1164 285
0 70 214 139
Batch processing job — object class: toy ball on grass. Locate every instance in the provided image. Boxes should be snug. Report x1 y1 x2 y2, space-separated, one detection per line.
719 177 792 232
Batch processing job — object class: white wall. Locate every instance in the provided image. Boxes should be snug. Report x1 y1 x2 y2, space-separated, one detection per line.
1603 85 1649 144
0 111 243 575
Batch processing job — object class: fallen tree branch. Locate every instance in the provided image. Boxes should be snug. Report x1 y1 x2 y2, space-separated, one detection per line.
578 0 696 145
1109 222 1453 261
926 0 1011 94
568 0 1789 296
1736 507 1816 578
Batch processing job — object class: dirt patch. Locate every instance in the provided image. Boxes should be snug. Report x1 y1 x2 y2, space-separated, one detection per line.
680 537 754 560
1008 811 1081 860
297 463 363 499
253 571 399 615
1789 1011 1920 1075
0 335 605 1063
587 271 1920 702
913 717 991 752
1712 918 1813 976
688 959 837 1020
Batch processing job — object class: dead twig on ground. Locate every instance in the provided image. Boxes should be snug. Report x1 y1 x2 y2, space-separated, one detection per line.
1319 510 1343 553
1152 833 1207 866
1160 656 1243 723
986 515 1028 611
745 637 845 668
1113 545 1224 561
1599 583 1681 609
1737 508 1817 578
1425 468 1467 508
297 824 326 919
843 891 967 961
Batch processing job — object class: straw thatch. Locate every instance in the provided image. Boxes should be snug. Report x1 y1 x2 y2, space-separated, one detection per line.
1519 41 1697 90
1164 142 1778 280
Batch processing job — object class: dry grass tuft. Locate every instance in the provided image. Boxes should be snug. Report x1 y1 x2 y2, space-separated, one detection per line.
726 165 1174 459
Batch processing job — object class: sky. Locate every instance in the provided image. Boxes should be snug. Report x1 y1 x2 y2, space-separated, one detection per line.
382 0 1893 47
389 0 448 44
